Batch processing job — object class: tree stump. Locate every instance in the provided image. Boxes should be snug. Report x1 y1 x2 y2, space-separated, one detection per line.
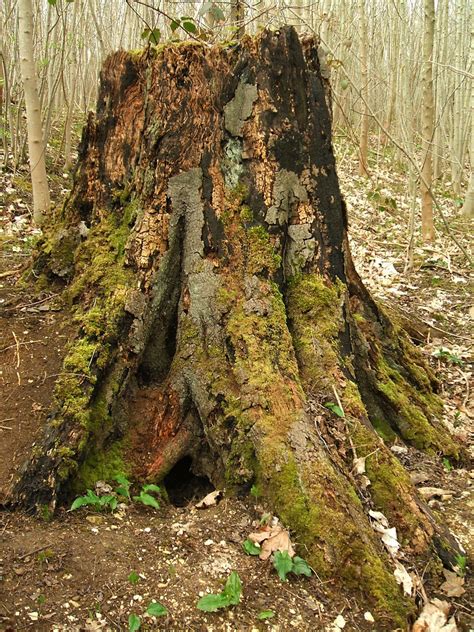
11 27 463 625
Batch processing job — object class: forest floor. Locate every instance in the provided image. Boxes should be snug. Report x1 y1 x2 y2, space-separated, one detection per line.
0 142 472 631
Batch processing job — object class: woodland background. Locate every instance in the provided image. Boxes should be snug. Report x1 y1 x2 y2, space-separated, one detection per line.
0 0 472 233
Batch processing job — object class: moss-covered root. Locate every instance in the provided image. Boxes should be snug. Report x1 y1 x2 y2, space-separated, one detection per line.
257 440 413 626
289 273 459 458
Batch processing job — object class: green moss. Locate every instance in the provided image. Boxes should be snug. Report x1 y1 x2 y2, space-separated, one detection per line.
74 440 129 493
246 226 281 275
287 274 343 393
257 446 411 624
375 355 458 456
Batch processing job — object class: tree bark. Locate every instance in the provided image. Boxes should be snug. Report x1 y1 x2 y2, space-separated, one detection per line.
10 29 463 626
421 0 435 242
18 0 50 225
358 0 369 176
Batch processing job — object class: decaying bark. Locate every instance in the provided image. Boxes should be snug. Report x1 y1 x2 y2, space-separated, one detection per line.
9 28 464 625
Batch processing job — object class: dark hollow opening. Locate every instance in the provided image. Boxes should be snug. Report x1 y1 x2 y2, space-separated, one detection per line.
163 456 214 507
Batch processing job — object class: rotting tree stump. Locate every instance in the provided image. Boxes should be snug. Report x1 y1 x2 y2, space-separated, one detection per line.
9 27 465 625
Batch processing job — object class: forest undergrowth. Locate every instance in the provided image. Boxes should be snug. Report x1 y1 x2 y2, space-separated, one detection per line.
0 133 472 631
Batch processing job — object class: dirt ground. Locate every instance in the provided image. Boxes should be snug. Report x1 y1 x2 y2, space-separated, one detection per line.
0 157 472 631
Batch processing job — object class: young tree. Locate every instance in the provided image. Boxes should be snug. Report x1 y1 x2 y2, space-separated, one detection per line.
358 0 369 176
461 1 473 218
18 0 50 224
11 30 462 627
420 0 435 241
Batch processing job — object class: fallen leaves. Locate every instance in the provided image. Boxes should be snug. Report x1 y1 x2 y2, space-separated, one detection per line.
393 561 414 596
195 490 222 509
439 569 465 597
412 599 458 632
248 524 295 561
368 510 400 555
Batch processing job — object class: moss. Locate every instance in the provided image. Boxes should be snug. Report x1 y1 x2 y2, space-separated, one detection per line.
246 226 281 275
375 355 458 456
287 273 343 394
74 440 129 493
257 446 411 624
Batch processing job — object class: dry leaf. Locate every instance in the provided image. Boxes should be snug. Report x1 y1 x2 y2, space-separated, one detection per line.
353 456 366 474
440 569 465 597
412 599 458 632
368 510 389 527
418 487 454 500
248 527 272 544
381 527 400 555
259 528 295 560
394 561 413 596
195 490 222 509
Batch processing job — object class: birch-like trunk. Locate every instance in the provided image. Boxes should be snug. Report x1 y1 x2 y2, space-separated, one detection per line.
358 0 369 176
461 1 474 217
18 0 50 225
421 0 435 242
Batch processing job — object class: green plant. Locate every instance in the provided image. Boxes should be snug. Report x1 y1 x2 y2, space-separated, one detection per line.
70 489 118 512
273 551 312 581
197 571 242 612
71 476 162 513
128 571 140 585
250 484 261 500
442 458 453 472
128 613 141 632
133 484 162 509
324 402 345 418
146 601 168 617
454 554 467 577
242 539 261 556
114 474 132 500
258 609 275 620
432 348 464 366
37 549 55 563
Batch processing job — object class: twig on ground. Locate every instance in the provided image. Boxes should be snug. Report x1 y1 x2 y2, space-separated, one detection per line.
17 543 55 560
12 330 21 385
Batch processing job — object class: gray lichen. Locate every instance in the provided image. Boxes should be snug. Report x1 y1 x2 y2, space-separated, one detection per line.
265 169 308 226
224 82 258 137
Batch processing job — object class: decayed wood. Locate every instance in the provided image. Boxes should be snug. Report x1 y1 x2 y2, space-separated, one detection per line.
9 28 464 626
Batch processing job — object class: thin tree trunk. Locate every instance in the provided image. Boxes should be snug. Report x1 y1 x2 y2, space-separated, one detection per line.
461 1 474 217
421 0 435 242
358 0 369 176
230 0 245 39
18 0 50 225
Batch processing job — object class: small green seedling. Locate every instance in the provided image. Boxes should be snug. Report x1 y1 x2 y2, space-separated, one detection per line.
71 489 118 512
273 551 312 581
250 484 261 500
242 539 261 556
433 348 464 366
146 601 168 617
454 554 467 577
197 571 242 612
324 402 345 418
128 571 140 585
133 484 162 509
128 612 141 632
37 549 55 564
442 458 453 472
114 474 132 500
258 609 275 620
